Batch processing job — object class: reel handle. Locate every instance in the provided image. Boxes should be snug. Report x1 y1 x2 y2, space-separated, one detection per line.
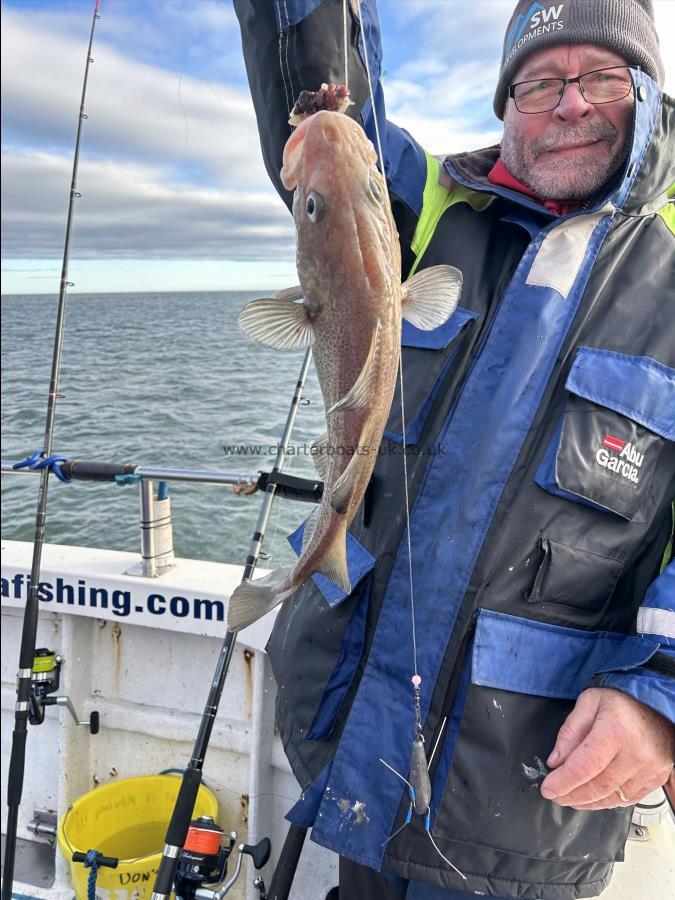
52 696 100 732
241 838 271 870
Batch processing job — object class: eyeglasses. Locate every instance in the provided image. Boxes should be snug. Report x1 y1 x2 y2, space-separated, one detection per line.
508 66 636 114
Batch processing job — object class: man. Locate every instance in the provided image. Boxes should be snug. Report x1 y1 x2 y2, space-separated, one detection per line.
234 0 674 897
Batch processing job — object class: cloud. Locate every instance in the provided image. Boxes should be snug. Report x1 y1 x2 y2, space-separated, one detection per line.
1 7 267 187
377 2 511 149
2 150 295 260
1 4 296 262
386 0 512 68
3 0 673 278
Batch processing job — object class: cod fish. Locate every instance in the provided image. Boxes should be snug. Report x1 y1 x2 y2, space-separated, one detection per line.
227 104 462 632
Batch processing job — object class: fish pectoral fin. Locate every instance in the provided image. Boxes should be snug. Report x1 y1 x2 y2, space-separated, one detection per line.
310 431 330 480
227 566 295 632
301 505 321 555
401 265 463 331
315 534 351 593
327 320 380 415
275 284 304 302
237 298 315 351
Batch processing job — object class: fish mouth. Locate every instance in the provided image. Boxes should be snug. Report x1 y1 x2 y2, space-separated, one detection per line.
282 112 371 191
282 113 342 190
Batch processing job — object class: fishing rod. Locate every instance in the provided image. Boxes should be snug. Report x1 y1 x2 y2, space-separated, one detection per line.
151 348 314 900
1 2 101 897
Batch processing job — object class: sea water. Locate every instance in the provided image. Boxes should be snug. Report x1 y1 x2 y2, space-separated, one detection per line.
1 291 327 568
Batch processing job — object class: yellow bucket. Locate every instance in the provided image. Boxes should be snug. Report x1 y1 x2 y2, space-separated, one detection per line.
57 774 218 899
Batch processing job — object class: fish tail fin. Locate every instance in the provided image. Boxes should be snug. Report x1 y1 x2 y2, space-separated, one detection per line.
227 566 295 632
315 522 351 594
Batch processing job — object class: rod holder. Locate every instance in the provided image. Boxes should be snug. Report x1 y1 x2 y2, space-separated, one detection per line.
125 478 175 577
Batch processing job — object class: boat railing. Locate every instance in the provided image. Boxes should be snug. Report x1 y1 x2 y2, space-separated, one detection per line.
1 457 322 578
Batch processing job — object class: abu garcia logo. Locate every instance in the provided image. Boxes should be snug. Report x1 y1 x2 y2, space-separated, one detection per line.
595 434 644 484
506 2 567 60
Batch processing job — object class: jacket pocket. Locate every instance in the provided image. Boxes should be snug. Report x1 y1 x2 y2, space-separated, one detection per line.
430 610 660 870
524 535 624 614
536 348 675 521
267 520 376 744
385 307 477 445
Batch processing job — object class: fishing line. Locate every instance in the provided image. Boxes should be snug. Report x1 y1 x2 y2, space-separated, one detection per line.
343 0 349 85
282 0 294 101
352 0 464 878
352 0 419 699
176 0 191 150
276 0 292 117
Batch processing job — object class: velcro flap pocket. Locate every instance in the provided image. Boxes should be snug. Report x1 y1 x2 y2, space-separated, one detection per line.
525 536 623 614
567 348 675 438
536 348 675 520
288 518 376 607
472 609 661 699
385 307 477 445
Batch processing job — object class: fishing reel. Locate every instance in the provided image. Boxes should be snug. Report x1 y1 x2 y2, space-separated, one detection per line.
173 816 271 899
28 648 99 733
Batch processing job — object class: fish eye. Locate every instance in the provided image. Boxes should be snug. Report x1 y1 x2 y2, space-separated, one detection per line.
369 176 382 201
306 191 326 222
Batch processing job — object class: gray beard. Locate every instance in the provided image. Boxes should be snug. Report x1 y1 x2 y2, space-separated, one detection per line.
500 117 631 201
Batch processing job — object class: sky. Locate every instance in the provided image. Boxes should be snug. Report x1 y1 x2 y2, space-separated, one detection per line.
1 0 674 295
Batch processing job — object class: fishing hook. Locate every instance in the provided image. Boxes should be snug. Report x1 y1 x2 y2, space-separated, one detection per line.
378 718 466 880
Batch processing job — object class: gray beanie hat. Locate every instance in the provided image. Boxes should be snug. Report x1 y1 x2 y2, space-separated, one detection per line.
494 0 665 119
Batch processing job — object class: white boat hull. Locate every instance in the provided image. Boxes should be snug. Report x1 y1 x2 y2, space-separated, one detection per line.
1 540 672 899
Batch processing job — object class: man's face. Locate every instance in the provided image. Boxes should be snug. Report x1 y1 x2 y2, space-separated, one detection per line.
500 44 634 201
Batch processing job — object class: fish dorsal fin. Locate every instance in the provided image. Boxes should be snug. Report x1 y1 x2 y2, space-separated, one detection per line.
276 284 304 302
301 505 321 555
401 265 463 331
315 529 351 593
310 431 330 480
237 298 315 351
327 320 380 415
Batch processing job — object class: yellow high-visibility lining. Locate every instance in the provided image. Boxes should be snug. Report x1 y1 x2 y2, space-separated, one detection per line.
408 152 495 278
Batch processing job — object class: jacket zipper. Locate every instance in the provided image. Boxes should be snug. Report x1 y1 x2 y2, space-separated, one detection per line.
426 609 479 787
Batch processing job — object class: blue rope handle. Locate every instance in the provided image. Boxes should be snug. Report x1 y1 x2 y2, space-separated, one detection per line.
13 451 71 483
83 849 100 900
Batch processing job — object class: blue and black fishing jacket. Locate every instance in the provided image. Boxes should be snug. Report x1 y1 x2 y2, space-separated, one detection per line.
234 1 675 897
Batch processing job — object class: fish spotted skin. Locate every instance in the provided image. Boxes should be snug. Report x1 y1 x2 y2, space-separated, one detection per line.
228 109 462 632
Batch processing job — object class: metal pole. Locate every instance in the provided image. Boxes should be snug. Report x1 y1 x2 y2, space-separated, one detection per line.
1 4 101 897
2 459 261 489
140 479 157 577
151 349 314 900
